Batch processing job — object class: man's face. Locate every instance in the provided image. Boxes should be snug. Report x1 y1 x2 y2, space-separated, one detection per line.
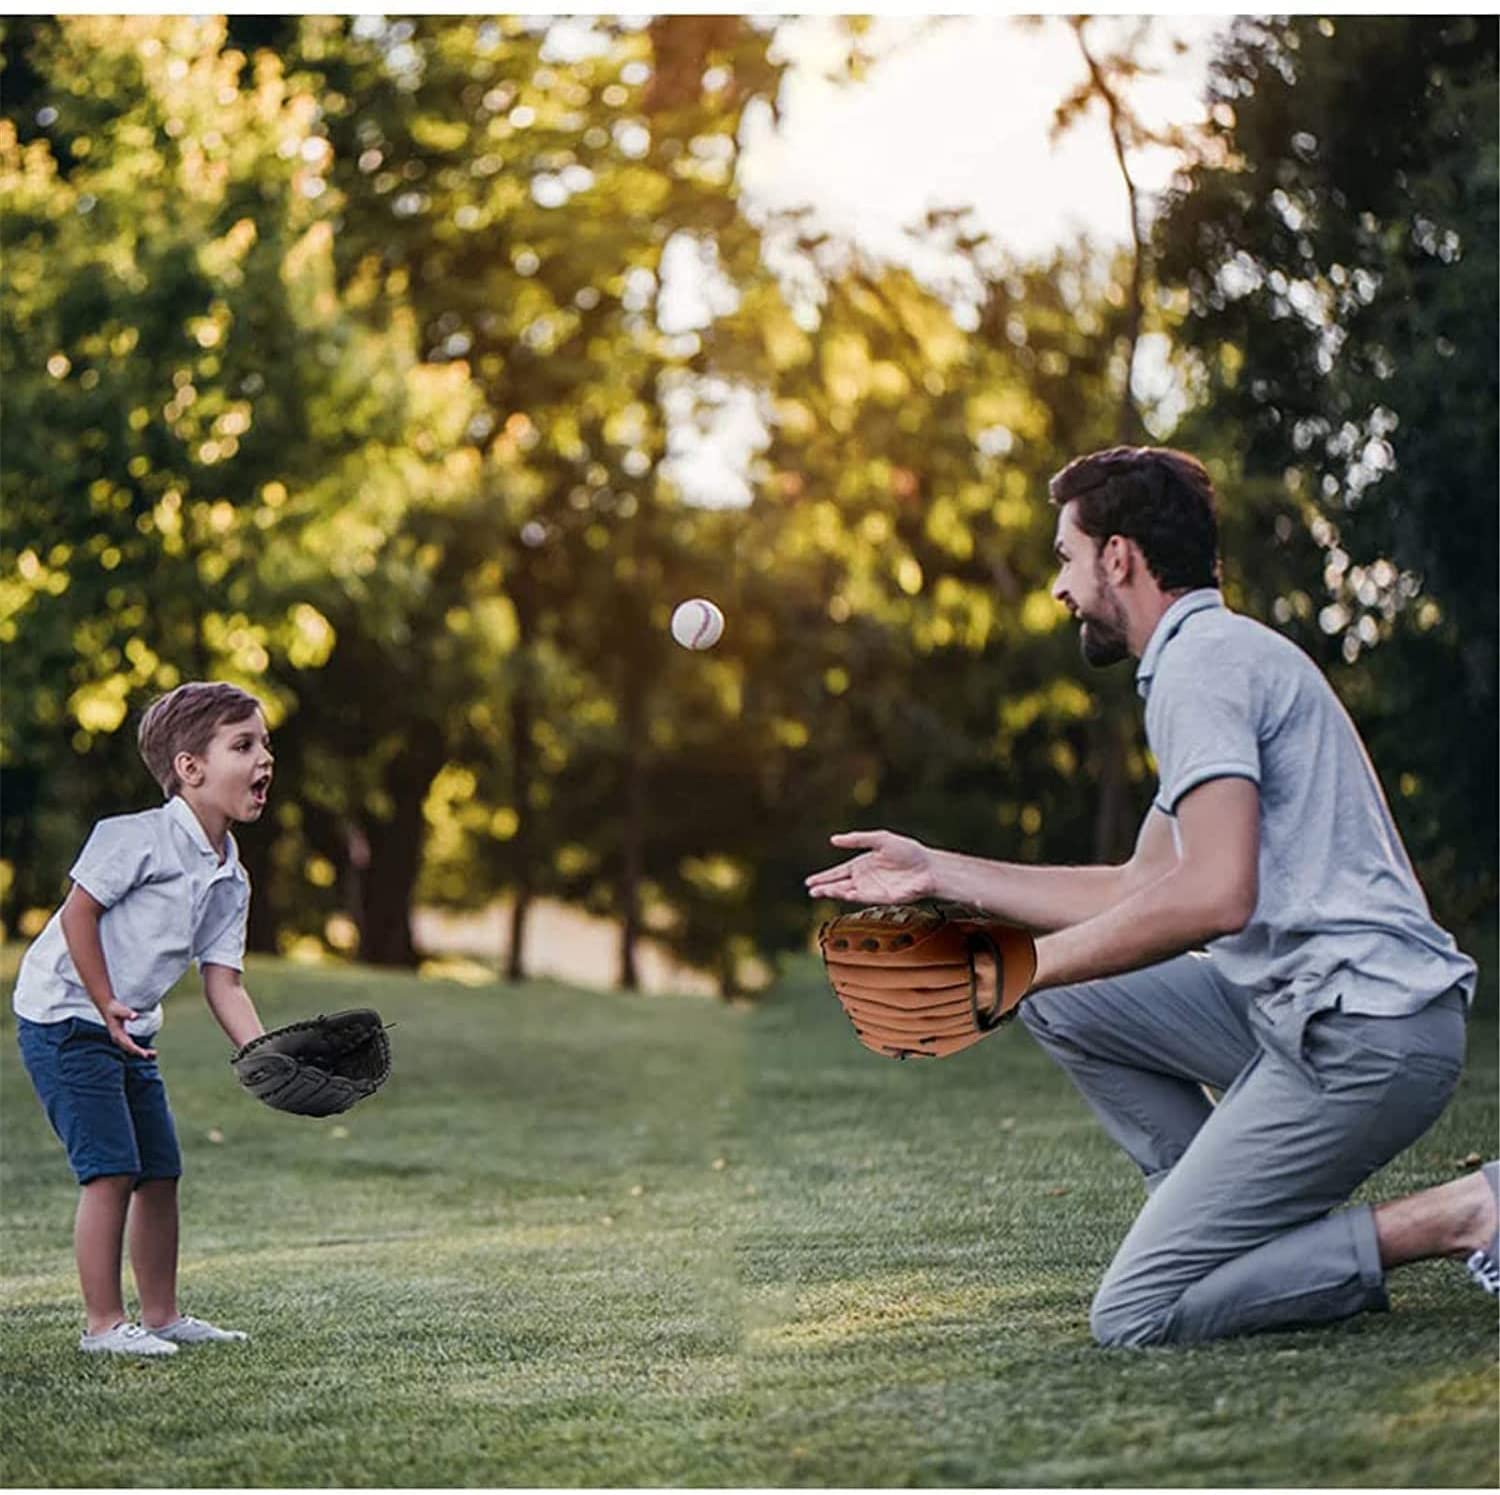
184 710 274 822
1051 503 1130 668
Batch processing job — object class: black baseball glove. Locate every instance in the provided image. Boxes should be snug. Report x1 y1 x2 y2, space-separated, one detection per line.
231 1008 391 1117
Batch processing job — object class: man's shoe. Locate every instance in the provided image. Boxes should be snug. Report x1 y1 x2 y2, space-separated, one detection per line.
145 1314 250 1345
1463 1160 1500 1297
79 1321 178 1356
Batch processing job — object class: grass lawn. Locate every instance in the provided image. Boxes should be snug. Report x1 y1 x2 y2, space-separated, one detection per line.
2 946 1496 1488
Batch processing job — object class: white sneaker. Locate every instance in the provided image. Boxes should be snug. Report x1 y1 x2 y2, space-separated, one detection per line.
146 1314 249 1345
1465 1248 1499 1296
1464 1160 1500 1297
79 1321 178 1357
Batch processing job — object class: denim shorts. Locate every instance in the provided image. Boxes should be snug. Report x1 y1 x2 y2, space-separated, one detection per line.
16 1016 182 1186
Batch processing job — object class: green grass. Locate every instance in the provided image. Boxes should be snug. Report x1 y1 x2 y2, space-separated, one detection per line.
2 950 1496 1487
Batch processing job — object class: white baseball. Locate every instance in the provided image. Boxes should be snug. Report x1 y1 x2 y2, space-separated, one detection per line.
671 597 725 651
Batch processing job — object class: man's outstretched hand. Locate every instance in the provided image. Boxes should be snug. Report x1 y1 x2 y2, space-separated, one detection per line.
804 829 938 905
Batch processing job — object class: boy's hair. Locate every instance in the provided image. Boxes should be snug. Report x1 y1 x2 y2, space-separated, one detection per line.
1048 446 1220 592
137 682 263 797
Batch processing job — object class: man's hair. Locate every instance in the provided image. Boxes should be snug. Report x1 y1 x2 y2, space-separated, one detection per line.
137 682 263 797
1048 446 1220 592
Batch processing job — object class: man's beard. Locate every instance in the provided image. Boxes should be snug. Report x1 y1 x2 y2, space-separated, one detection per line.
1077 587 1130 667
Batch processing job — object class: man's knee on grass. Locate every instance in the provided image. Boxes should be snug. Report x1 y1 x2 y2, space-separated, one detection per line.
1089 1270 1177 1348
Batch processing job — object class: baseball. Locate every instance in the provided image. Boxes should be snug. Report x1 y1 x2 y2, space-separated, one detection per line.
671 597 725 651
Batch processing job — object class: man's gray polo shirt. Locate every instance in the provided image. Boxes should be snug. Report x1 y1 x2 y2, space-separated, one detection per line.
1137 588 1476 1017
13 795 250 1040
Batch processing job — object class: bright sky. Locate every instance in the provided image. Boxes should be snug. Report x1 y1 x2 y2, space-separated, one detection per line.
742 14 1228 265
669 14 1230 505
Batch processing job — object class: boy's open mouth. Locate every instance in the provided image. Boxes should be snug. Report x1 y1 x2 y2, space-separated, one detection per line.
250 773 272 806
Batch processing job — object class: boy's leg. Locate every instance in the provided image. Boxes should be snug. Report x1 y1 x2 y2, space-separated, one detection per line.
121 1047 184 1330
16 1018 145 1334
1020 952 1256 1187
130 1179 181 1330
1089 990 1466 1346
76 1176 135 1335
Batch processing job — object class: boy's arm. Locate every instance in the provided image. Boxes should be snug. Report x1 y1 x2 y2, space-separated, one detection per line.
58 884 157 1059
202 962 265 1049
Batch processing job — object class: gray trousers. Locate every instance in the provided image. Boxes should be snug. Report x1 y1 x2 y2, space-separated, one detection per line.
1020 953 1466 1346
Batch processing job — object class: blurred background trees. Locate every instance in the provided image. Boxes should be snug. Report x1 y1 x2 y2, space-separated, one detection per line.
3 14 1493 990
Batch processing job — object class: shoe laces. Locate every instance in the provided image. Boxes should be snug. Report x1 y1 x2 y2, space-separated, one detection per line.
1465 1249 1500 1296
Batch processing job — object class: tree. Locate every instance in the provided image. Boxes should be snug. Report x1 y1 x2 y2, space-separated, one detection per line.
1155 14 1498 922
0 17 487 959
1 17 363 920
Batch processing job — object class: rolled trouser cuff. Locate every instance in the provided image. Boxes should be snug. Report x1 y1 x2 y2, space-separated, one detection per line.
1346 1200 1390 1304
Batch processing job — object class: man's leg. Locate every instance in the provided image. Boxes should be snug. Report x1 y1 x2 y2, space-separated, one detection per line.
1089 990 1466 1346
1373 1161 1498 1271
1020 952 1256 1187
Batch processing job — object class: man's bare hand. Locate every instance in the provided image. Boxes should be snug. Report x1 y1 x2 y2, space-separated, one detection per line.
804 829 938 905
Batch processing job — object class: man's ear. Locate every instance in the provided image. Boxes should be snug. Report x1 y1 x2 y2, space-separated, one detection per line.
1101 532 1132 585
174 749 203 788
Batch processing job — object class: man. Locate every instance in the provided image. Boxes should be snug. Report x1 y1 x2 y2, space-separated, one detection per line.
806 445 1495 1345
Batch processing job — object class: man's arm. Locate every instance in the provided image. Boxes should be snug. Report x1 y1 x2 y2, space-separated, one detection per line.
1030 777 1260 990
806 809 1179 932
58 884 157 1059
931 807 1180 930
202 963 265 1049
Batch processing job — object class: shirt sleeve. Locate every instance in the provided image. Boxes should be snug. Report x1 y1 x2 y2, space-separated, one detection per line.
194 882 249 972
1147 658 1262 815
68 816 157 910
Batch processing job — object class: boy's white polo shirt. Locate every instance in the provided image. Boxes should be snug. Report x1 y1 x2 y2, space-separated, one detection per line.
13 796 250 1040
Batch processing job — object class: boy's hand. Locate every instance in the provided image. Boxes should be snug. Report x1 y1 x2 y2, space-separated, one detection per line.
103 1000 156 1059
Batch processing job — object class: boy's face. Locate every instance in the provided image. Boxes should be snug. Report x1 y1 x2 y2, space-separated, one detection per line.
178 710 274 823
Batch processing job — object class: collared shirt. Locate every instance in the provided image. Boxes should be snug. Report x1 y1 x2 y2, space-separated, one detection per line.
1136 588 1477 1017
13 796 250 1039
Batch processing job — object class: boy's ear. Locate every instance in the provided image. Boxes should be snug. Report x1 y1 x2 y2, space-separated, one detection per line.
173 749 203 788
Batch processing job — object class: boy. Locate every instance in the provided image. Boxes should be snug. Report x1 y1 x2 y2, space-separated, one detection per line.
14 681 274 1356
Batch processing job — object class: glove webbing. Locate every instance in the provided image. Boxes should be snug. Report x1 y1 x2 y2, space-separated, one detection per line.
234 1052 379 1116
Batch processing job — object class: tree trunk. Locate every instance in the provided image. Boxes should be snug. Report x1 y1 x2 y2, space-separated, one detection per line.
618 677 646 992
357 718 445 967
505 889 531 984
1091 715 1134 864
238 826 279 954
1070 17 1148 855
505 643 536 984
717 946 739 1002
1069 17 1147 444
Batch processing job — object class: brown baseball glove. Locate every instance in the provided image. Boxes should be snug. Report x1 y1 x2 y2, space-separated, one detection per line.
818 902 1038 1060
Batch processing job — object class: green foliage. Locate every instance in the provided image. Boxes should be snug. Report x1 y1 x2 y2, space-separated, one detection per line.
1155 15 1498 921
3 15 1491 976
0 17 461 947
